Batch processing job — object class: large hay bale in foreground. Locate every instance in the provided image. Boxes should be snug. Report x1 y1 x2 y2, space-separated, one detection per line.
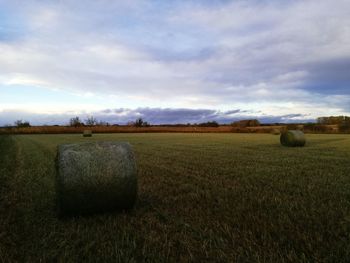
280 130 306 147
56 141 137 215
83 130 92 137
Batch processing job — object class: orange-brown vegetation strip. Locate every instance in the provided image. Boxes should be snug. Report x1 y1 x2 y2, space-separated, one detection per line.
0 125 284 134
1 124 347 134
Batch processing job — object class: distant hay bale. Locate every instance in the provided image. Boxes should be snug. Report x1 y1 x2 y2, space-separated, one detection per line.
83 130 92 137
271 128 280 135
280 130 306 147
56 141 137 216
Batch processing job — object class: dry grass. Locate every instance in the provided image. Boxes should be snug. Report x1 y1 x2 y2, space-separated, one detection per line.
0 125 285 135
1 124 347 135
1 133 350 262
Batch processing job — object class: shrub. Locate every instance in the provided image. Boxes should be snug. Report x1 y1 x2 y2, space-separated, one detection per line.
85 116 97 126
14 120 31 128
197 121 219 127
69 117 84 127
133 118 150 127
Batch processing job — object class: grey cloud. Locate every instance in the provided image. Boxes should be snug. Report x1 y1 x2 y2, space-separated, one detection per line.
0 0 350 117
223 109 242 115
302 57 350 94
0 107 312 126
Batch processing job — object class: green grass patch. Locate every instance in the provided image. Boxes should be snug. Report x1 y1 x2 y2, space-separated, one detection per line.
0 136 19 260
1 133 350 262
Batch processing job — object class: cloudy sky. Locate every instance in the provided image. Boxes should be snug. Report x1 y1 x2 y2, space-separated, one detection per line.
0 0 349 125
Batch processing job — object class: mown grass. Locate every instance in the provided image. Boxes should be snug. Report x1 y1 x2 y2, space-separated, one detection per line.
1 133 350 262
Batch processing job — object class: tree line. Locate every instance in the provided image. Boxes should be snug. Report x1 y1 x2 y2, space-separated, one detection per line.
317 116 350 132
9 116 350 131
317 116 350 125
10 117 223 128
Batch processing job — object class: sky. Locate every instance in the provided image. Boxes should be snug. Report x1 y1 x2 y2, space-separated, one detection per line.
0 0 349 125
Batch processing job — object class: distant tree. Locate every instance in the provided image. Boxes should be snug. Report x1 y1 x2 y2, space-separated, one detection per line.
198 121 219 127
317 116 350 125
85 116 97 126
133 118 150 127
69 116 84 127
14 120 31 128
316 116 350 133
134 118 143 127
97 120 110 126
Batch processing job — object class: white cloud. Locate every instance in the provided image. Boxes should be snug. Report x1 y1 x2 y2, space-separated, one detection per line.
0 0 349 123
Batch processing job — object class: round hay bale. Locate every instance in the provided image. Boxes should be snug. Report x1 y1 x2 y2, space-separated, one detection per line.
280 130 306 147
56 141 137 216
83 130 92 137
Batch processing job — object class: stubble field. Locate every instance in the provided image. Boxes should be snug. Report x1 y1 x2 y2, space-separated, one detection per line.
1 133 350 262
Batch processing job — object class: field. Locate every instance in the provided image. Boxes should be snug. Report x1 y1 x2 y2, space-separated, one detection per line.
1 133 350 262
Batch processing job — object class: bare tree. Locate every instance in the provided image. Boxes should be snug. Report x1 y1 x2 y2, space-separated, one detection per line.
14 120 31 128
85 116 97 126
69 116 83 127
133 118 150 127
